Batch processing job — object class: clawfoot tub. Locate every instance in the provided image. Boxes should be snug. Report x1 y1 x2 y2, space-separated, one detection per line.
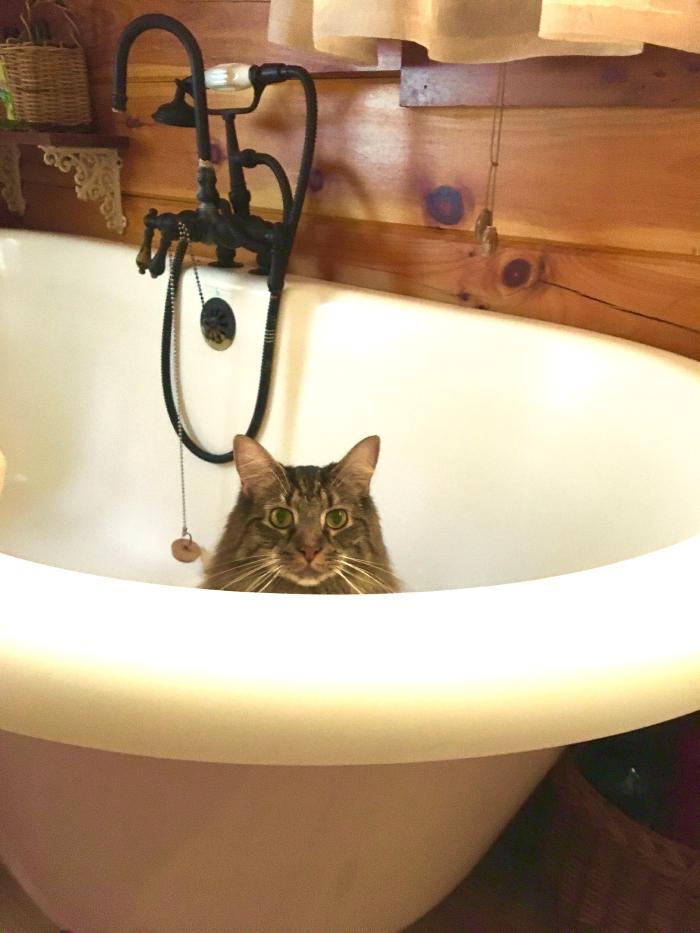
0 232 698 931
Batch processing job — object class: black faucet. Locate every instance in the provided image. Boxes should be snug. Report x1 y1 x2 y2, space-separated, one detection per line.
112 13 317 295
112 14 318 464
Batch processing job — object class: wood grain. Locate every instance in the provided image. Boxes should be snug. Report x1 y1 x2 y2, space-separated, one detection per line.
82 78 700 256
12 176 700 360
400 42 700 108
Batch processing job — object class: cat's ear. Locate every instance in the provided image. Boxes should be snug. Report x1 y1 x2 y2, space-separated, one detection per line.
332 435 380 497
233 435 286 500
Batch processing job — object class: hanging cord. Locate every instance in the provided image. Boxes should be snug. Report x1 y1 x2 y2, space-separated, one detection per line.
475 63 507 255
485 63 507 215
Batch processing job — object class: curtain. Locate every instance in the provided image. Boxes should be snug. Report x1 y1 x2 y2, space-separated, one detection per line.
267 0 700 65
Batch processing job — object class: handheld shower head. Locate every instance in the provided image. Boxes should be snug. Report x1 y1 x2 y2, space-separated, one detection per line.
152 79 196 127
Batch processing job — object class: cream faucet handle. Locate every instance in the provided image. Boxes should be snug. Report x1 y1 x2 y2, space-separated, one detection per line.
204 63 253 91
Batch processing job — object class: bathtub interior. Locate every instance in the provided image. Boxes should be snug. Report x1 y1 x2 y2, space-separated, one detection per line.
1 231 700 592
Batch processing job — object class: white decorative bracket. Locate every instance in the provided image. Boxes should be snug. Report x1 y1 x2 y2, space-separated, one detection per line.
0 143 26 215
39 145 126 233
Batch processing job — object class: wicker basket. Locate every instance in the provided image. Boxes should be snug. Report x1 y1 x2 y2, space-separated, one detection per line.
0 1 91 129
542 753 700 933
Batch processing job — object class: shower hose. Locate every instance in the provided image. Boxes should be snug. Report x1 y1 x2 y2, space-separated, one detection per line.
161 242 281 464
160 65 317 464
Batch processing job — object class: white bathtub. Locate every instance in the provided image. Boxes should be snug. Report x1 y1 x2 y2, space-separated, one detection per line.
0 230 698 932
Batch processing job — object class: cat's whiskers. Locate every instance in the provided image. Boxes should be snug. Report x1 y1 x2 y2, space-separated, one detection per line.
343 570 392 594
220 571 267 592
333 567 363 595
339 557 386 582
220 559 279 590
343 555 399 589
256 568 282 593
211 553 271 569
205 556 272 583
246 564 282 593
336 558 393 594
344 555 391 571
209 558 269 580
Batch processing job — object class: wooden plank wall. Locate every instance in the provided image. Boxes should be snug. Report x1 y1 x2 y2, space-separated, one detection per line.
2 0 700 359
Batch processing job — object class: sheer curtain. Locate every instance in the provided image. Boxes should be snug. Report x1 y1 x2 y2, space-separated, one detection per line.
268 0 700 64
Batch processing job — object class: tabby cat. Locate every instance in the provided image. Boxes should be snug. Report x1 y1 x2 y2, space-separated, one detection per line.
201 435 401 594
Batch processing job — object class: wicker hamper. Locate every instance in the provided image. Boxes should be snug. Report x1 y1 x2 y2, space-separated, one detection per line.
0 1 91 129
542 752 700 933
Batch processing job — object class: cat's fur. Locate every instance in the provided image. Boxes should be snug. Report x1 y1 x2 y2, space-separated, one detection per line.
201 435 401 594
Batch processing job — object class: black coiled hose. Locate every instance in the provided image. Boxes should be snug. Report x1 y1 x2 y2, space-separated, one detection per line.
160 66 317 464
161 238 282 463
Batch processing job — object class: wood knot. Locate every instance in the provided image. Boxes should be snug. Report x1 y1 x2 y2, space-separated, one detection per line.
501 258 533 288
209 141 225 166
309 167 325 192
425 185 464 226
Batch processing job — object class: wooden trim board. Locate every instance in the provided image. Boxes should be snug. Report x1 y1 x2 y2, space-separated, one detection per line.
400 42 700 108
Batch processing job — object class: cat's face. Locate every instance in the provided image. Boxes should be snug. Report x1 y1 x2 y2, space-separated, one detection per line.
242 467 367 588
230 435 389 591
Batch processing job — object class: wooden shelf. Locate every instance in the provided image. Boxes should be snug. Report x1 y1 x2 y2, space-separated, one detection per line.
0 129 129 151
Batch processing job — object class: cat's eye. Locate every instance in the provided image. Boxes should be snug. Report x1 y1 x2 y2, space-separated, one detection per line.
269 507 294 529
325 508 348 530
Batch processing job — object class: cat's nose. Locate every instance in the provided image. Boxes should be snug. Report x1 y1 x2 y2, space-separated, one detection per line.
300 544 322 563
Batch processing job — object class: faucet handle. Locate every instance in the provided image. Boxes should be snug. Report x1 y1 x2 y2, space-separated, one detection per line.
149 232 173 278
139 210 186 278
136 208 158 274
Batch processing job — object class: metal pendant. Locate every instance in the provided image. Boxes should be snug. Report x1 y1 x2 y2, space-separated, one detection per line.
481 225 499 257
171 535 202 563
474 208 493 243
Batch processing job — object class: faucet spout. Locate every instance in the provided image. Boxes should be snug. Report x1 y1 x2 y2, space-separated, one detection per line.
112 13 213 165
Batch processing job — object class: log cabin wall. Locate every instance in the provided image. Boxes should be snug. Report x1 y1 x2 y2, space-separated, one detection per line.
2 0 700 359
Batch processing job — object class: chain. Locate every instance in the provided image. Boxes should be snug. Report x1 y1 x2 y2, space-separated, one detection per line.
167 222 206 543
188 228 206 307
474 63 508 256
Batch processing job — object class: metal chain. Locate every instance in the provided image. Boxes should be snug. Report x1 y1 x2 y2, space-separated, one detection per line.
188 229 206 307
167 223 206 542
474 63 508 256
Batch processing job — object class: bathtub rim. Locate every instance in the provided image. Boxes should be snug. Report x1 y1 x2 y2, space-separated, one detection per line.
1 230 699 764
1 532 698 766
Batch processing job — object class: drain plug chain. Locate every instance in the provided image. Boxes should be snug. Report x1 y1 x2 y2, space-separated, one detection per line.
168 224 202 564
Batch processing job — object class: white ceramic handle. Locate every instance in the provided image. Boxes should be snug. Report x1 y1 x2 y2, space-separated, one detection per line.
204 63 253 91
